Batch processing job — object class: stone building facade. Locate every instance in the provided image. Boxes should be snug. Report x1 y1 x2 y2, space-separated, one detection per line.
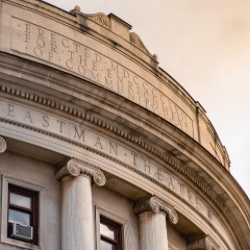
0 0 249 249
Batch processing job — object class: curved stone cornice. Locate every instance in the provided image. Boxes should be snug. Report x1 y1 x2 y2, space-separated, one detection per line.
55 159 106 186
0 84 245 249
0 117 238 250
0 84 225 211
0 84 180 169
0 136 7 153
10 0 76 22
134 196 178 224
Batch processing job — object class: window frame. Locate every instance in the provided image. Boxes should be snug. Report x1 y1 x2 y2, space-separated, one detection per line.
95 206 127 250
100 215 122 250
1 174 46 250
8 184 39 244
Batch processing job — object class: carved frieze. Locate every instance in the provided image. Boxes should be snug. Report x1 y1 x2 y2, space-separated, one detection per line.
0 136 7 153
9 18 194 137
55 159 106 186
0 88 242 249
134 195 178 224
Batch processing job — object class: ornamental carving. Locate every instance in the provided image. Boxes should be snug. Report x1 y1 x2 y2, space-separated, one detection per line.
0 85 240 249
55 159 106 186
0 136 7 153
130 32 151 55
134 195 178 224
84 13 111 29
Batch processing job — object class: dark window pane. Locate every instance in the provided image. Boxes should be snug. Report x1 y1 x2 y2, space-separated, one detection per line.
8 185 39 245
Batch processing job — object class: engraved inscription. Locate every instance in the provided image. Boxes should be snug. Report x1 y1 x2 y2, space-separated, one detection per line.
11 18 194 137
0 99 210 221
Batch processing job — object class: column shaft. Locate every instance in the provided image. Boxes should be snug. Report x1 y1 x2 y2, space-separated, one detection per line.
139 211 168 250
61 175 94 250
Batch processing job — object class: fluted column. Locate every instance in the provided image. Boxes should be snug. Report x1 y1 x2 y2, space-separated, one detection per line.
134 196 178 250
55 159 106 250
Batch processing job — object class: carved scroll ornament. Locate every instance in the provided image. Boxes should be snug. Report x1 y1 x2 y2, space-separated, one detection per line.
55 159 106 186
130 32 151 55
0 136 7 153
134 196 178 224
84 12 111 29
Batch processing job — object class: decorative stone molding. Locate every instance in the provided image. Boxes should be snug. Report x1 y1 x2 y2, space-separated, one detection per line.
0 84 180 169
69 5 81 15
11 0 76 22
0 136 7 153
0 117 235 250
83 12 111 29
187 235 220 250
134 196 178 224
55 159 106 186
130 32 151 55
0 84 242 249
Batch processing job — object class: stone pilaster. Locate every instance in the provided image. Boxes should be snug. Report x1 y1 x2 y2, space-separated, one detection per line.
0 136 7 153
134 196 178 250
55 159 106 250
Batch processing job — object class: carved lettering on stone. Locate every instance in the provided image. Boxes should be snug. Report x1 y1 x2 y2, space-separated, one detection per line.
11 18 194 137
0 99 213 222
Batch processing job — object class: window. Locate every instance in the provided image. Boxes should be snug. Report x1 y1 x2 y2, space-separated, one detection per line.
8 184 39 245
100 216 122 250
1 174 46 249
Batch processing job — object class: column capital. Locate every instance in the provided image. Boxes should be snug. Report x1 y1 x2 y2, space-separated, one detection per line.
187 235 220 250
55 158 106 186
134 195 178 224
0 136 7 153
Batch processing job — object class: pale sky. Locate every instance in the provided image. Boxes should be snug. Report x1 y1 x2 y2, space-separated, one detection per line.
44 0 250 198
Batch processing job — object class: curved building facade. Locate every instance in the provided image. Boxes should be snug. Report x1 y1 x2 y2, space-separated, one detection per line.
0 1 249 250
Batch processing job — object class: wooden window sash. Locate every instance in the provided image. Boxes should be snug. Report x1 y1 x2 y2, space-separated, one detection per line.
8 184 39 245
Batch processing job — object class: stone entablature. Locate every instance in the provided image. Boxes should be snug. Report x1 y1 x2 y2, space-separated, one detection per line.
0 93 246 249
0 1 249 250
0 0 230 169
0 97 226 222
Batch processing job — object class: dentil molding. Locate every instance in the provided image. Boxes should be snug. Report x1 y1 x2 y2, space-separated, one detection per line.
0 84 244 249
